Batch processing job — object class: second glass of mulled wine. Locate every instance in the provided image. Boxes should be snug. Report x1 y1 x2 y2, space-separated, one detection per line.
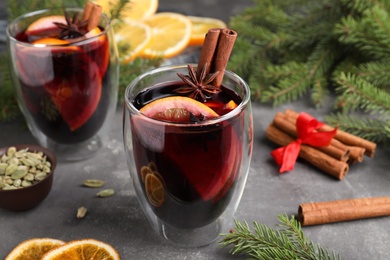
6 6 119 161
123 64 253 247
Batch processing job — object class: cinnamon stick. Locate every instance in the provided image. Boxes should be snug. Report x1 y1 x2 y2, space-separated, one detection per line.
273 112 350 162
347 146 366 164
211 29 237 86
197 28 221 76
82 1 94 21
197 28 237 87
86 3 102 31
298 197 390 226
285 109 376 157
266 124 349 179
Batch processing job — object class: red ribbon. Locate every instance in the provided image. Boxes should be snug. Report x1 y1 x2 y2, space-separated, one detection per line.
271 112 337 173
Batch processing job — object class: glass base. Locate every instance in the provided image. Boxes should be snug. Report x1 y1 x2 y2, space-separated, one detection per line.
43 135 102 162
159 219 222 247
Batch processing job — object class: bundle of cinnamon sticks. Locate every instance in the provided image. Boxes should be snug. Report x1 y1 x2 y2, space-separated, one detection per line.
266 109 377 180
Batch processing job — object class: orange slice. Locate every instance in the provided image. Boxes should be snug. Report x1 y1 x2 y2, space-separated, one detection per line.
26 15 65 35
41 239 120 260
188 16 227 46
140 96 219 122
114 20 152 62
145 172 165 207
32 38 70 45
95 0 158 20
141 12 192 59
5 238 65 260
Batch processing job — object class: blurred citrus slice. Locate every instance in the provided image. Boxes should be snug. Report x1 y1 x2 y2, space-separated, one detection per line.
26 15 65 34
5 238 65 260
141 12 192 59
95 0 158 20
188 16 227 46
145 172 165 207
114 20 151 62
32 38 70 45
140 96 219 122
41 239 120 260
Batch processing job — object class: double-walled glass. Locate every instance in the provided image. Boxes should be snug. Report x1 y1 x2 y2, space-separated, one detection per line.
7 8 119 161
123 64 253 247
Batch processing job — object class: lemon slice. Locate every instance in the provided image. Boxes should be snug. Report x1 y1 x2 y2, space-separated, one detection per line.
141 12 192 59
114 20 152 62
188 16 227 46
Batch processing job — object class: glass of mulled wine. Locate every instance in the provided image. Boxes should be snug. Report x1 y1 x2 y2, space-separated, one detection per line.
6 7 119 161
123 64 253 247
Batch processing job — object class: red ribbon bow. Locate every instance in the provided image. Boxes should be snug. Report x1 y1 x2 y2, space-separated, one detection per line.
271 112 337 173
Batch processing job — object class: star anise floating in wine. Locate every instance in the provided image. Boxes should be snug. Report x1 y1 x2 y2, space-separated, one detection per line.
54 11 88 39
175 64 221 102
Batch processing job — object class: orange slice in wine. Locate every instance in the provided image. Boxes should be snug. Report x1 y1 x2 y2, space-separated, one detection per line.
25 15 65 39
140 96 219 122
42 53 102 131
134 96 239 201
145 172 165 207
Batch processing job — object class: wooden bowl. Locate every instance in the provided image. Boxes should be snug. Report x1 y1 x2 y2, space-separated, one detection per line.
0 144 57 211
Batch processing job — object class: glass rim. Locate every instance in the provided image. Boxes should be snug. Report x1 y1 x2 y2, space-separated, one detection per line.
6 7 112 47
124 64 251 126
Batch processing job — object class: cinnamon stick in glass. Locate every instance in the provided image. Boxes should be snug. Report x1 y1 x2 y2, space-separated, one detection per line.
285 109 376 157
273 112 350 162
86 3 102 31
197 28 221 76
211 28 237 87
82 1 94 21
298 197 390 226
266 124 349 179
197 28 237 87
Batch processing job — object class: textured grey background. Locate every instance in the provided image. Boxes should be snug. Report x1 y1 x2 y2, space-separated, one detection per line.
1 1 390 259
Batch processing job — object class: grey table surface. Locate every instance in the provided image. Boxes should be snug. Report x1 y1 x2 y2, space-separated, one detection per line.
1 1 390 259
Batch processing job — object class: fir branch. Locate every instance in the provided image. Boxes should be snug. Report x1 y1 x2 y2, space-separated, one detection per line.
220 214 341 260
229 0 390 143
334 72 390 115
325 112 390 142
334 6 390 60
356 61 390 89
0 54 20 121
106 0 131 21
118 57 163 104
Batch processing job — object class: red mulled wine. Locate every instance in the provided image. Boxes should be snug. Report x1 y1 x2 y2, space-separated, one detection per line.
14 22 110 144
130 83 244 228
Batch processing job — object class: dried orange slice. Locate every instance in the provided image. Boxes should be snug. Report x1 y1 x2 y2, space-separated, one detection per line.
188 16 227 46
114 20 152 62
41 239 120 260
141 12 192 59
145 172 165 207
140 96 219 122
5 238 65 260
95 0 158 20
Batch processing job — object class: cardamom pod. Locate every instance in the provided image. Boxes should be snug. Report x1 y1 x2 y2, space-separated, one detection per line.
96 189 115 198
77 206 88 219
83 179 105 188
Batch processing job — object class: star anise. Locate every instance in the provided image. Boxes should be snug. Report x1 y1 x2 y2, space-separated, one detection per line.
175 64 221 102
53 11 88 40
